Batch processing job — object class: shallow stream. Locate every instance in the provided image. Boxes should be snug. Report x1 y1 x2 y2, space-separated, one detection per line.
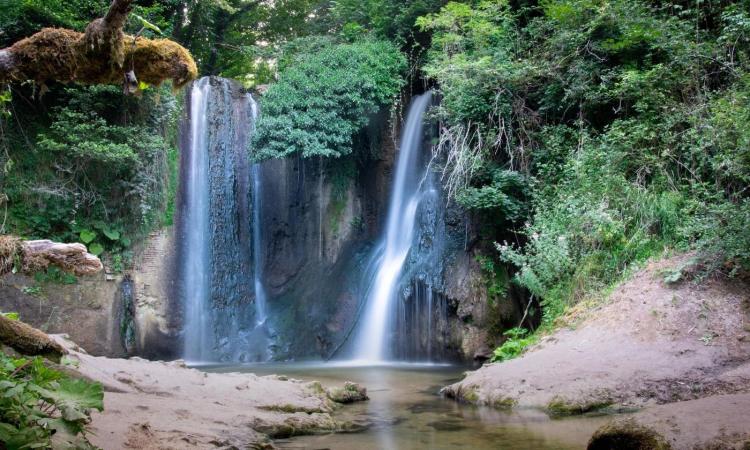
204 363 609 450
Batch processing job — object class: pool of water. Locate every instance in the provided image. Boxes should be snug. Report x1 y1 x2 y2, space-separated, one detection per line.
202 362 608 450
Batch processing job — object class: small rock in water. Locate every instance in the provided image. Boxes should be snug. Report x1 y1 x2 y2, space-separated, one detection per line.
326 381 368 404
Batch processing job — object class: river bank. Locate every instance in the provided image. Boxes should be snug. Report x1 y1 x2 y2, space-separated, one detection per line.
52 337 370 449
442 255 750 448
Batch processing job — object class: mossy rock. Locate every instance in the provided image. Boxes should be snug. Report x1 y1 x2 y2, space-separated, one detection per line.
459 385 480 403
326 381 368 404
546 395 613 417
587 419 672 450
257 403 326 414
491 395 517 409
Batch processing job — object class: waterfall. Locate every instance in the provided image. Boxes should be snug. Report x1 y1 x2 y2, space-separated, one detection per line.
182 78 212 362
249 96 268 326
353 92 435 363
179 77 267 363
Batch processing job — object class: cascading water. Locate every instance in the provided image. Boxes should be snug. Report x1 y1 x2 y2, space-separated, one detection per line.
179 77 269 363
182 77 212 362
353 92 441 363
249 95 268 327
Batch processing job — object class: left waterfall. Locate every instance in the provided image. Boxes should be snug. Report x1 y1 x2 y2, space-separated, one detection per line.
178 77 268 363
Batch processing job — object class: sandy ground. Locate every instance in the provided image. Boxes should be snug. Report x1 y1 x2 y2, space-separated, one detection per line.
442 255 750 448
53 337 356 449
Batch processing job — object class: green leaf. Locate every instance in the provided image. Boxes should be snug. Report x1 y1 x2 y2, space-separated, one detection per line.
132 13 163 35
78 230 96 244
1 312 19 321
102 229 120 241
39 418 90 449
31 379 103 422
88 243 104 256
0 422 49 450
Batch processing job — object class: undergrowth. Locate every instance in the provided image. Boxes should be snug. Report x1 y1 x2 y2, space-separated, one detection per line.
0 351 103 449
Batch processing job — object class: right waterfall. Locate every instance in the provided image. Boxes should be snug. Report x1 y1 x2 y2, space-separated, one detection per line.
353 92 447 363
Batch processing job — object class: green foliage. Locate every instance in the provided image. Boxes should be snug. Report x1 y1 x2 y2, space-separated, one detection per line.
491 328 536 362
0 352 103 449
456 168 527 223
331 0 447 44
1 312 19 321
2 83 179 257
0 0 108 45
419 0 750 327
477 255 508 301
0 0 178 47
34 267 77 285
175 0 328 82
253 39 406 160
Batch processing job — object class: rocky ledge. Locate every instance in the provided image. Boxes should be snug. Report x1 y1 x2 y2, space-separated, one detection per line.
53 336 368 449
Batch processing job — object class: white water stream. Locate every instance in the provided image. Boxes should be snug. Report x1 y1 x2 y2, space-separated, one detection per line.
353 92 433 363
183 78 212 362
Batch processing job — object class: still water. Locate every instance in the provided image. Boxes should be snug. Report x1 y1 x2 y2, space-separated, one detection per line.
203 363 607 450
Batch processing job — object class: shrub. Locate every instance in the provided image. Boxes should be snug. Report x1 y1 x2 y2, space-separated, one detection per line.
491 328 536 362
252 38 406 160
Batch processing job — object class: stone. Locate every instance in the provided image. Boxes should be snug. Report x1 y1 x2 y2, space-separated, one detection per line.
326 381 368 404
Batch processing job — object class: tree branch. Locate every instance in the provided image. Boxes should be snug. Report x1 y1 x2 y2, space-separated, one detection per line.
0 314 67 362
0 0 196 89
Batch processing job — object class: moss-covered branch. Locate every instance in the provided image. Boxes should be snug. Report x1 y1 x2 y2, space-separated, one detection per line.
0 0 197 89
0 315 67 362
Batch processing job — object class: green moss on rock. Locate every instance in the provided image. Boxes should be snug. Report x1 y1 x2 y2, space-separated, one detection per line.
587 419 672 450
326 381 368 404
491 395 517 409
546 395 613 417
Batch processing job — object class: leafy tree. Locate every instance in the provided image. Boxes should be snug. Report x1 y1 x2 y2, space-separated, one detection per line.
331 0 448 44
252 39 406 159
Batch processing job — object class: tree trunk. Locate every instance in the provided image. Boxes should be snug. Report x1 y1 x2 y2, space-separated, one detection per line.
0 315 67 362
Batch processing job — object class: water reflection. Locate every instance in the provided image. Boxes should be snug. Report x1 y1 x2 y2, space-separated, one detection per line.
203 363 608 450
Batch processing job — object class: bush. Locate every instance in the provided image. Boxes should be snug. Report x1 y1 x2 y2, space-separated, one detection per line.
491 328 536 362
419 0 750 328
252 38 406 160
1 84 178 257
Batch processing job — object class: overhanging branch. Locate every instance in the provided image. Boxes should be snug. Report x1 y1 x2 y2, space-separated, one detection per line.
0 0 197 89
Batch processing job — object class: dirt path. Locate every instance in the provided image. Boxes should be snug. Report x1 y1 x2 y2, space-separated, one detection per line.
54 338 361 449
442 256 750 447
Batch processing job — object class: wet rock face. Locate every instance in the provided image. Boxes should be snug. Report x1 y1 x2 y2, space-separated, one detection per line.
174 77 258 362
168 82 492 362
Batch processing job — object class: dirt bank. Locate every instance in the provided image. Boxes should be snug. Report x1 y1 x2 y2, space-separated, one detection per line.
588 392 750 449
53 337 363 449
442 255 750 445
